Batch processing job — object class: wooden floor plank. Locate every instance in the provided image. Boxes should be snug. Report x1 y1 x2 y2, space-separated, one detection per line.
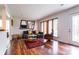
5 39 79 55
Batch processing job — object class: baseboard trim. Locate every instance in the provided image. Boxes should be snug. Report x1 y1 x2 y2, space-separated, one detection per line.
54 39 79 47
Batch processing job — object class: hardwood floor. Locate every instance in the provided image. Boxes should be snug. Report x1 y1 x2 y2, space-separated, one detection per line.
5 39 79 55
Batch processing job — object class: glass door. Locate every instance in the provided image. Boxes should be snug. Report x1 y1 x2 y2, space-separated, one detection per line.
48 20 52 34
53 19 58 37
44 21 46 34
41 22 44 32
72 15 79 42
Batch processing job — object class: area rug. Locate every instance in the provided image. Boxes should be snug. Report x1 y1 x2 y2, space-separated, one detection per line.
24 39 44 49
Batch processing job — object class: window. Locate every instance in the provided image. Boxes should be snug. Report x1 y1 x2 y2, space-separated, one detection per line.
44 21 46 34
0 19 2 28
53 19 58 37
41 22 44 32
20 20 28 29
0 19 10 31
40 18 58 36
48 20 52 34
6 20 10 31
40 21 47 34
72 14 79 42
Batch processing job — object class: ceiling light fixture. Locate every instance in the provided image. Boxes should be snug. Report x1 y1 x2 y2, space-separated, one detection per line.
60 4 64 6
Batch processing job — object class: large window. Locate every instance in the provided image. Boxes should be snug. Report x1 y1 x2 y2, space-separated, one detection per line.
53 19 58 37
72 14 79 42
48 20 52 34
44 21 46 34
6 20 10 31
41 22 44 32
0 18 10 31
40 21 47 34
0 19 2 28
40 18 58 36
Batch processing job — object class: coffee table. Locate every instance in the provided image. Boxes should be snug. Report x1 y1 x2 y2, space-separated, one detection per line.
28 34 37 39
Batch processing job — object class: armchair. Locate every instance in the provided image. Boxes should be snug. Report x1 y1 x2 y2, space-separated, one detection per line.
44 34 53 42
37 32 44 38
22 31 28 39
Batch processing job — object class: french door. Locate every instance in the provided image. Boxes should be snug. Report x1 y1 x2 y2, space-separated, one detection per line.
72 14 79 43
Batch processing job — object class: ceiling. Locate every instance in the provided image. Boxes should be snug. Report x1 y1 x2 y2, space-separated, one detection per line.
7 4 77 20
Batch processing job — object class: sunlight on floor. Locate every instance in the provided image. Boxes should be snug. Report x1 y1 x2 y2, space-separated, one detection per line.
53 41 58 54
70 47 79 55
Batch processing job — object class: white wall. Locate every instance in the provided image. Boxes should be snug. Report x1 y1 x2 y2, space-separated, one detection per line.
41 5 79 46
0 32 10 55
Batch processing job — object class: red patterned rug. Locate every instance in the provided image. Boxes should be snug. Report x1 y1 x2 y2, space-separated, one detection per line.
24 39 44 49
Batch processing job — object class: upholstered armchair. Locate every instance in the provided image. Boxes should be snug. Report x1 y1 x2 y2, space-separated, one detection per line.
44 34 53 42
37 32 44 38
22 31 28 39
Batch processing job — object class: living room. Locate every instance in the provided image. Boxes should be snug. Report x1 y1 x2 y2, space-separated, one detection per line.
1 4 79 55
